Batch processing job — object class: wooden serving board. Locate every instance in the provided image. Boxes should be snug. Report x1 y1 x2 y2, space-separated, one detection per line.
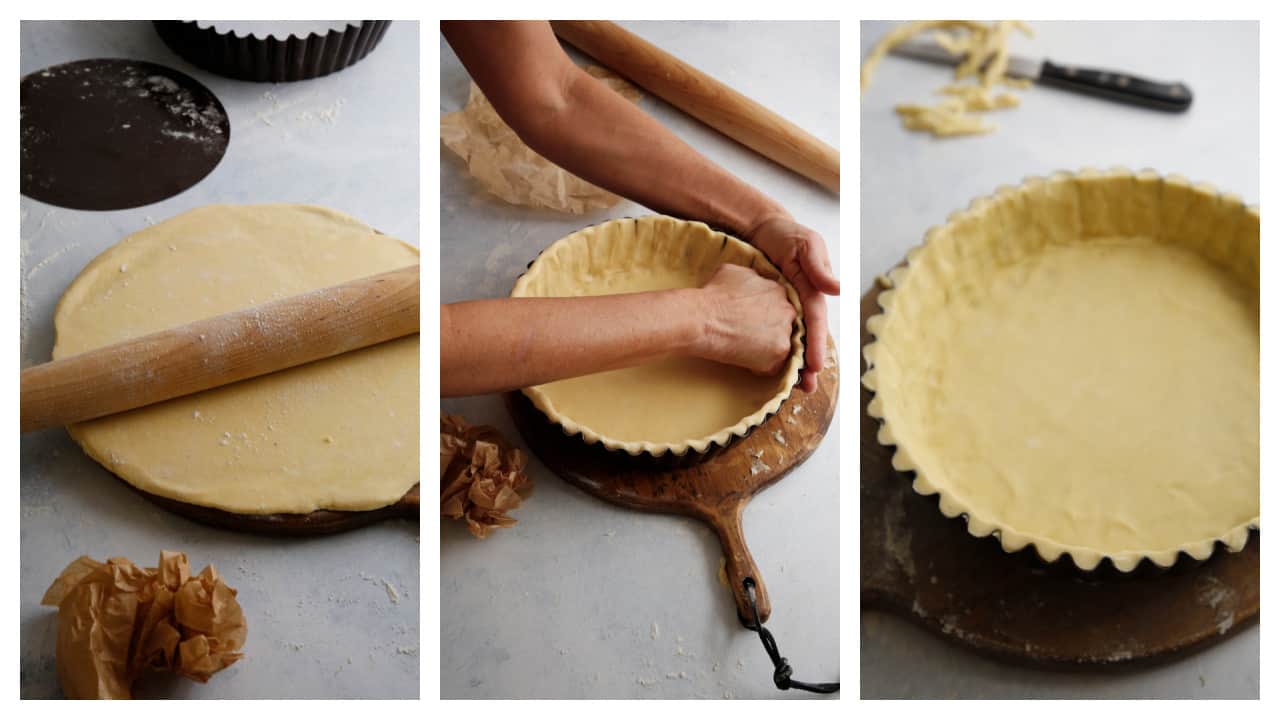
128 481 419 536
507 340 839 626
860 279 1259 669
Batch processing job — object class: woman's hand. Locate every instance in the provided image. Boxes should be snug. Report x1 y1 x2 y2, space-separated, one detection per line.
744 213 841 392
693 264 798 375
443 268 796 397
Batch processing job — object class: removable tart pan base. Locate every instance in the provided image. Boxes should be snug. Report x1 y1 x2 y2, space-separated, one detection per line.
861 279 1258 669
20 59 229 210
507 338 838 626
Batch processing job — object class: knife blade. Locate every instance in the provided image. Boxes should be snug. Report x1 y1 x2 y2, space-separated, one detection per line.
889 38 1192 113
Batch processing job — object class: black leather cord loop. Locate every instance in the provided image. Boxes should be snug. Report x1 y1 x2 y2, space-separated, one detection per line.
743 578 839 694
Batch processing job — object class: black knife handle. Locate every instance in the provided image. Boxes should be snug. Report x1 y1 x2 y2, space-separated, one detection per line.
1039 60 1193 113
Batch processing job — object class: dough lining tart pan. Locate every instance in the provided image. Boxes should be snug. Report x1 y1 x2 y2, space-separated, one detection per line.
863 168 1259 572
511 215 805 466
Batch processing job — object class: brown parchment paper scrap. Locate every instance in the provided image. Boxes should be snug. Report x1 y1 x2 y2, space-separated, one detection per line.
441 65 642 214
41 550 247 700
442 414 532 538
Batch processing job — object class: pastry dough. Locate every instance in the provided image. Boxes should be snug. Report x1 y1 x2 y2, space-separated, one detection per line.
512 216 805 456
864 169 1259 571
862 20 1033 137
54 204 419 514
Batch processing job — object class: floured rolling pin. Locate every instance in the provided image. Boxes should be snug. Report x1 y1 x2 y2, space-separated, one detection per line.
20 265 419 433
551 20 840 193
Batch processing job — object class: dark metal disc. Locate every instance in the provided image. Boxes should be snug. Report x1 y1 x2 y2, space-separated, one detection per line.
20 59 229 211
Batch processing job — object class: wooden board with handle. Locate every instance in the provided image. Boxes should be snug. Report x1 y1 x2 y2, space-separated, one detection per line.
508 339 838 626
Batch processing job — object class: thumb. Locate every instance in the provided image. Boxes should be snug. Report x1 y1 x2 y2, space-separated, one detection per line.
799 234 841 296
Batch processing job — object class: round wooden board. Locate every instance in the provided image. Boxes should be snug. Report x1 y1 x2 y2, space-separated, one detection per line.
507 340 839 626
126 481 419 536
860 278 1259 669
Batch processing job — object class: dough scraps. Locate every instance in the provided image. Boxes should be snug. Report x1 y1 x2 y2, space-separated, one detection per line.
42 551 247 700
862 20 1033 137
53 204 420 515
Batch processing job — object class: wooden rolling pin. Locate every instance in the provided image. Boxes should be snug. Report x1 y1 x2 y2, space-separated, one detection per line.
21 265 419 433
552 20 840 193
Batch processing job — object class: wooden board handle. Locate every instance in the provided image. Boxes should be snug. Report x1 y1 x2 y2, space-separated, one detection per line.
551 20 839 194
21 265 420 432
710 501 771 626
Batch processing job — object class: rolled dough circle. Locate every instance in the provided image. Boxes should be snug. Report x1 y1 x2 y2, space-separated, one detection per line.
53 204 419 515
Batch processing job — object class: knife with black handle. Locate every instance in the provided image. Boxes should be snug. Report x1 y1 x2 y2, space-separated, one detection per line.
890 39 1193 112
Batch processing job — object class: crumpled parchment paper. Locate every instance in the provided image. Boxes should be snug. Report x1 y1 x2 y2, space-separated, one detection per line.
441 65 642 214
41 550 247 699
441 414 531 538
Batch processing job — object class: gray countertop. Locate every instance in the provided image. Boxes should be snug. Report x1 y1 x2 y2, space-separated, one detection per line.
859 20 1258 699
20 20 420 699
440 21 840 699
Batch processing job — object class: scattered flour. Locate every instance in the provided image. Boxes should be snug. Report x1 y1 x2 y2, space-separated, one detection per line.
882 488 916 581
256 88 348 131
1196 575 1238 636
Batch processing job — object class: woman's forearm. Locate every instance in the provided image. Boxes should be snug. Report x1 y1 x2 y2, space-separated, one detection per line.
443 20 789 238
521 66 788 237
441 290 702 397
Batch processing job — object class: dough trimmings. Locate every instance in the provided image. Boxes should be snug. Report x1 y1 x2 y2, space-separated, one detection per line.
54 204 420 515
862 20 1034 137
863 168 1259 571
512 215 806 457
